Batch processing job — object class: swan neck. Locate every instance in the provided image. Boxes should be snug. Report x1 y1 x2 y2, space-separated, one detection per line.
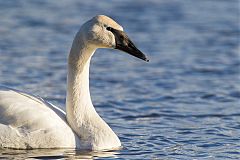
65 34 121 149
66 38 96 122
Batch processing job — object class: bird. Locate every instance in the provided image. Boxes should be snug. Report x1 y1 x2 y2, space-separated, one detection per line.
0 15 148 151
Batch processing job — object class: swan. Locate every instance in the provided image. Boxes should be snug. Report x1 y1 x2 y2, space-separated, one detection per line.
0 15 148 150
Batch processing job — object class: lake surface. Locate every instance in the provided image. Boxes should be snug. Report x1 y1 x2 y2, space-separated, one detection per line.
0 0 239 159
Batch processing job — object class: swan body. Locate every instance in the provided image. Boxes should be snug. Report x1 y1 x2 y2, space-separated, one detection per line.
0 87 79 149
0 15 148 150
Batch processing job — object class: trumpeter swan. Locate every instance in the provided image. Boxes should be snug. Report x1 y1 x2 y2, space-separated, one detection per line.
0 15 148 150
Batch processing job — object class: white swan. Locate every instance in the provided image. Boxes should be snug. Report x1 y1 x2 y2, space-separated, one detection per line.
0 15 148 150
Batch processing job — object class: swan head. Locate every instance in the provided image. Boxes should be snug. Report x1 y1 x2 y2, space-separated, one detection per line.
80 15 149 62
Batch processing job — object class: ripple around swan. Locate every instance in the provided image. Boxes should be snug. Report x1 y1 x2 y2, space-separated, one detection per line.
0 0 240 159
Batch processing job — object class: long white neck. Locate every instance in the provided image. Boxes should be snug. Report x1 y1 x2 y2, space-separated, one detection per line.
66 34 121 150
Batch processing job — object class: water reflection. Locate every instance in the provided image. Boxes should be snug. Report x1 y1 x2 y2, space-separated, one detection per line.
0 148 120 159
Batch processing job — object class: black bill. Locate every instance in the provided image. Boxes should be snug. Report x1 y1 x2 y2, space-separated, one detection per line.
107 27 149 62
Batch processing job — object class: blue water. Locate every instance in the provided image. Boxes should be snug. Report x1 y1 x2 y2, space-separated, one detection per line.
0 0 239 159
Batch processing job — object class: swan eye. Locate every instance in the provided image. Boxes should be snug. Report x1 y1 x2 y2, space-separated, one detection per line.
106 27 112 31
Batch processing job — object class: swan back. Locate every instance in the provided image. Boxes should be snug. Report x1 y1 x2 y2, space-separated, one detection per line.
0 86 79 149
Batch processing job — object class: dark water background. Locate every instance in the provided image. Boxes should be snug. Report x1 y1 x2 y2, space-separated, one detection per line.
0 0 239 159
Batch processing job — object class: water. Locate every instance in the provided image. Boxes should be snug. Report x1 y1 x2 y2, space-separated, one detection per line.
0 0 239 159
